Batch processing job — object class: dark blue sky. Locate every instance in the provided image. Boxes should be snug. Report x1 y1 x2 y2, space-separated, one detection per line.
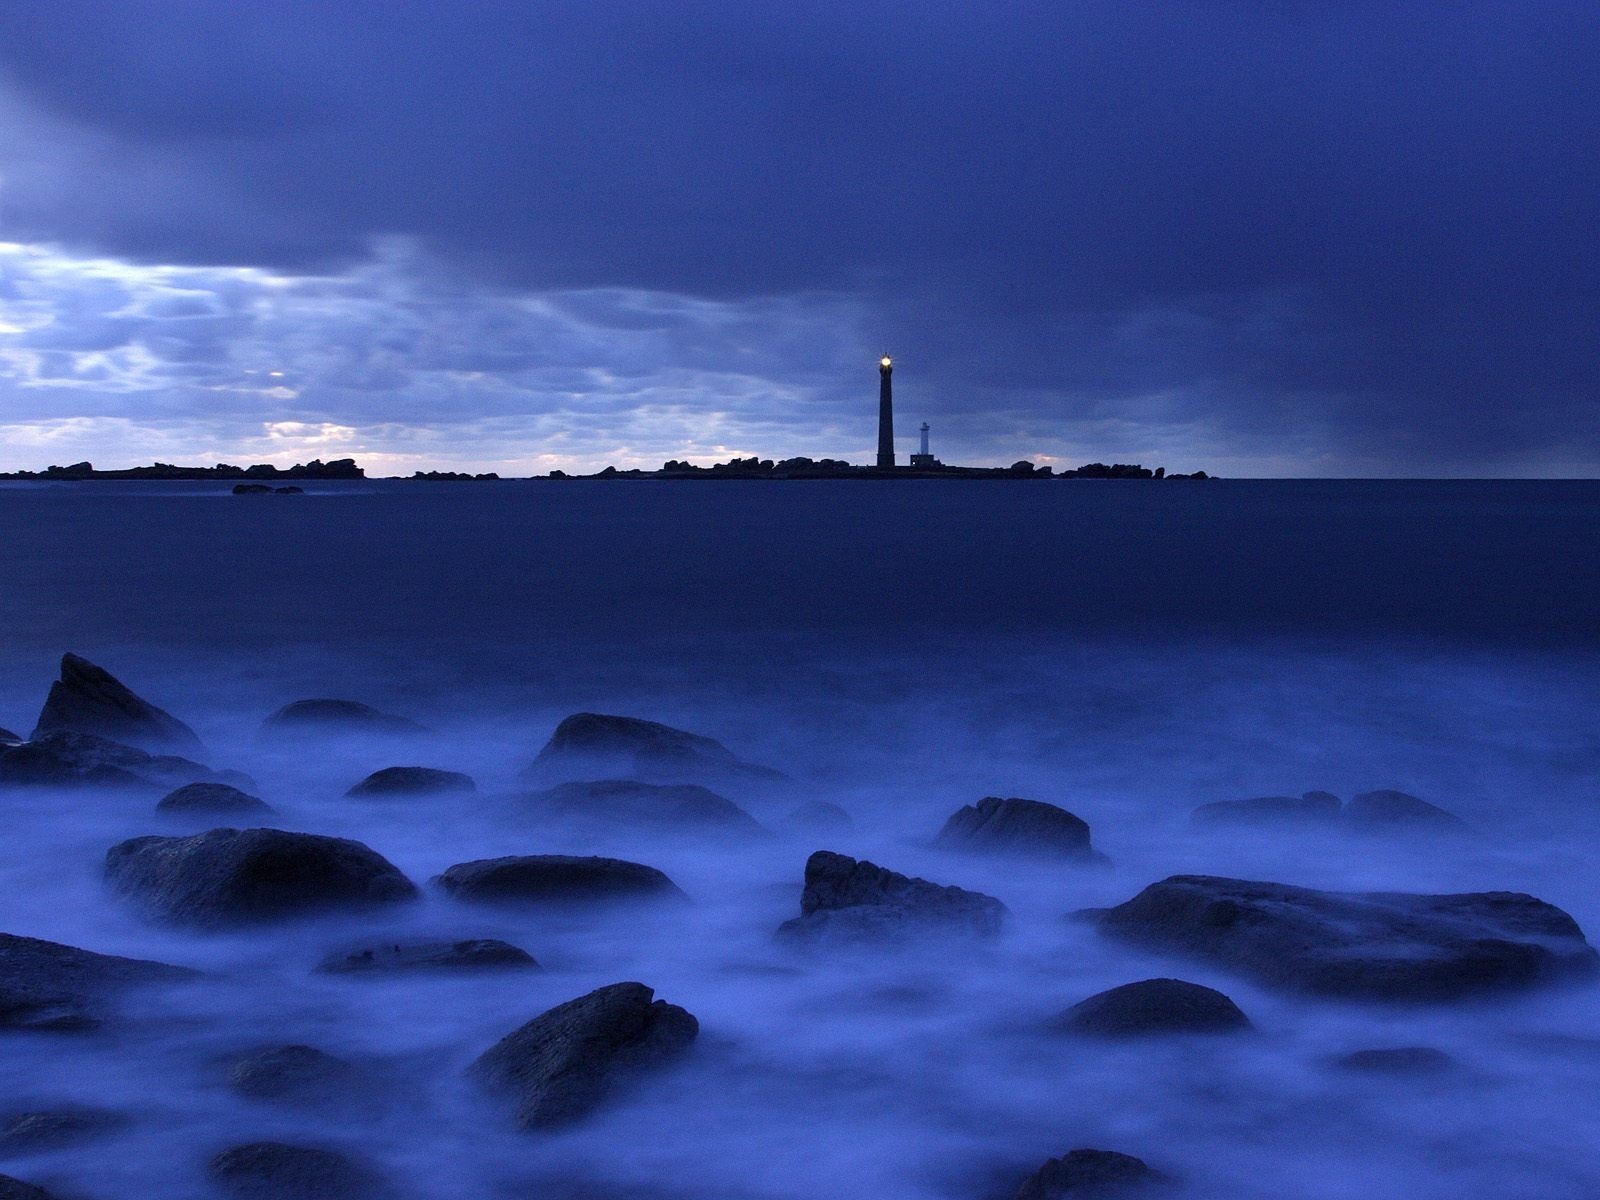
0 1 1594 474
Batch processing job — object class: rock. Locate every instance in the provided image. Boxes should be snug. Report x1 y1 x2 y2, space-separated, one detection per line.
778 801 853 833
1191 792 1342 827
0 731 224 790
260 700 426 737
30 652 203 755
208 1141 382 1200
1016 1149 1166 1198
935 797 1104 861
157 782 274 817
345 766 475 797
0 932 195 1032
524 780 766 834
0 1107 128 1152
775 850 1006 944
1333 1046 1455 1074
1344 789 1467 831
436 855 686 907
0 729 20 746
316 938 540 974
0 1175 59 1200
1053 978 1251 1037
228 1045 361 1105
105 828 419 928
233 484 273 494
1086 875 1598 1000
529 712 779 784
469 981 697 1129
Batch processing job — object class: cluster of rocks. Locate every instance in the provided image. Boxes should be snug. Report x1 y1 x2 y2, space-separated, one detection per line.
1192 789 1467 833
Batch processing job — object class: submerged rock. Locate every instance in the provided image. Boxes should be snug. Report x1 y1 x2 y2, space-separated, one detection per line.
1016 1149 1166 1199
436 855 686 906
0 932 195 1032
31 652 203 755
935 797 1104 861
529 712 779 784
260 700 426 737
157 782 274 817
1087 875 1598 1000
228 1045 362 1105
775 850 1007 945
1344 789 1467 832
0 731 223 790
524 780 766 834
317 938 540 974
105 828 419 928
1191 792 1341 827
0 1107 128 1152
345 766 475 797
470 981 698 1129
208 1141 382 1200
778 800 853 833
0 1175 59 1200
1333 1046 1456 1074
1053 978 1251 1037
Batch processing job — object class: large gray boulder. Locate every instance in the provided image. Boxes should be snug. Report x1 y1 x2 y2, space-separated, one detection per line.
317 938 540 975
776 850 1006 945
105 828 419 928
31 652 203 755
1015 1149 1166 1198
469 981 697 1129
436 855 686 907
0 731 226 791
1053 978 1251 1037
1086 875 1597 1000
345 766 474 797
523 780 766 835
935 797 1104 861
260 700 425 737
1191 792 1341 827
0 932 195 1032
208 1141 382 1200
528 712 779 784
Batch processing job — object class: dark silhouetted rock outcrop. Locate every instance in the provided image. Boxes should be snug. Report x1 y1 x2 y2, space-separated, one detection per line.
30 653 203 755
529 712 779 784
345 766 475 797
1086 875 1597 1000
469 981 697 1129
105 828 418 928
1344 789 1467 831
1333 1046 1455 1074
776 850 1006 945
260 700 426 737
1016 1149 1166 1199
157 782 274 816
317 938 539 975
935 797 1104 861
0 932 195 1032
1053 978 1251 1037
0 731 223 790
0 1175 59 1200
0 1107 127 1153
436 855 685 906
209 1141 382 1200
228 1045 362 1106
0 728 20 746
524 780 766 834
1191 792 1341 827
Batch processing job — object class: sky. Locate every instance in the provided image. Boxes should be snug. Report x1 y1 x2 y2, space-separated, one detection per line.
0 1 1595 477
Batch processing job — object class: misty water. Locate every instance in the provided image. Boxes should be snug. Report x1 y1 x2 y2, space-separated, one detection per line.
2 479 1598 1199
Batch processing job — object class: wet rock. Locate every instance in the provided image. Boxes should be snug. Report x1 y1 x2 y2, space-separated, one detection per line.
469 981 697 1129
0 1175 59 1200
345 766 475 797
436 855 686 906
1053 978 1251 1037
524 780 766 834
1333 1046 1455 1074
529 712 779 784
1086 875 1598 1000
259 700 426 737
775 850 1006 945
0 731 224 790
208 1141 382 1200
778 800 853 833
1016 1149 1166 1198
157 782 274 817
317 938 539 974
1191 792 1342 827
1344 789 1467 832
31 652 203 755
0 932 196 1032
0 1107 128 1152
228 1045 361 1105
105 828 419 928
935 797 1105 861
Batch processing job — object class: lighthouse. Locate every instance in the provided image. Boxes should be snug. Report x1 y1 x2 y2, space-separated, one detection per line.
876 355 895 468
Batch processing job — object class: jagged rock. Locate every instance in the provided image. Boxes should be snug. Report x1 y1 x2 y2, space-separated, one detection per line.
1191 792 1341 827
0 932 195 1032
0 1175 59 1200
105 828 418 928
935 797 1104 861
775 851 1006 945
346 766 475 797
436 855 686 907
1016 1149 1166 1198
208 1141 382 1200
30 652 203 755
317 938 540 974
259 700 426 737
1345 790 1467 831
1333 1046 1455 1074
0 731 223 790
1053 978 1251 1037
528 712 779 784
469 981 697 1129
228 1045 361 1105
1086 875 1598 1000
0 1107 128 1152
778 800 853 833
524 780 766 834
157 782 274 816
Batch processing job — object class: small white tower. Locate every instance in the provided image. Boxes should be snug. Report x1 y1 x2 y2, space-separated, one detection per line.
910 422 937 467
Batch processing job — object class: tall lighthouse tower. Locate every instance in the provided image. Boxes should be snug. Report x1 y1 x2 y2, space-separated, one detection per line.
876 355 895 468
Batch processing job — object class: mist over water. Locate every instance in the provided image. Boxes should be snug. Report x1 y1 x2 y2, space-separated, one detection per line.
1 479 1598 1199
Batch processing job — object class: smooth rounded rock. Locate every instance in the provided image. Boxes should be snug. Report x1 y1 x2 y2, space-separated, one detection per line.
208 1141 382 1200
157 782 274 816
1054 978 1251 1037
346 766 475 797
436 855 685 906
1016 1148 1166 1198
317 938 540 974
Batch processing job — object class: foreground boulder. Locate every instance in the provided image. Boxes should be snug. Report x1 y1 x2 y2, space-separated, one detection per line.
0 731 225 791
228 1045 362 1106
1087 875 1597 1000
524 780 766 835
436 855 686 906
1016 1149 1166 1199
469 981 697 1129
209 1141 382 1200
935 797 1104 862
1191 792 1341 827
105 828 419 928
157 782 274 817
260 700 425 737
345 766 474 797
0 932 195 1031
776 851 1006 945
1344 789 1467 832
528 712 779 784
1053 978 1251 1037
317 938 539 974
31 652 203 755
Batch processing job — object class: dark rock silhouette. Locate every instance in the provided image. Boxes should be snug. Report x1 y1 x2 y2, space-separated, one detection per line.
0 932 195 1032
229 1045 362 1105
1053 978 1251 1037
105 828 418 928
31 653 203 754
778 800 853 833
935 797 1105 861
0 728 19 746
317 938 539 975
1191 792 1341 827
0 731 225 790
524 780 766 834
1086 875 1598 1000
0 1174 59 1200
157 782 274 816
0 1107 127 1153
1190 789 1466 834
1344 789 1467 831
436 855 685 907
776 850 1006 944
232 483 304 495
345 766 475 797
469 981 698 1129
1015 1148 1166 1198
1333 1046 1456 1074
260 700 426 737
208 1141 382 1200
530 712 778 783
